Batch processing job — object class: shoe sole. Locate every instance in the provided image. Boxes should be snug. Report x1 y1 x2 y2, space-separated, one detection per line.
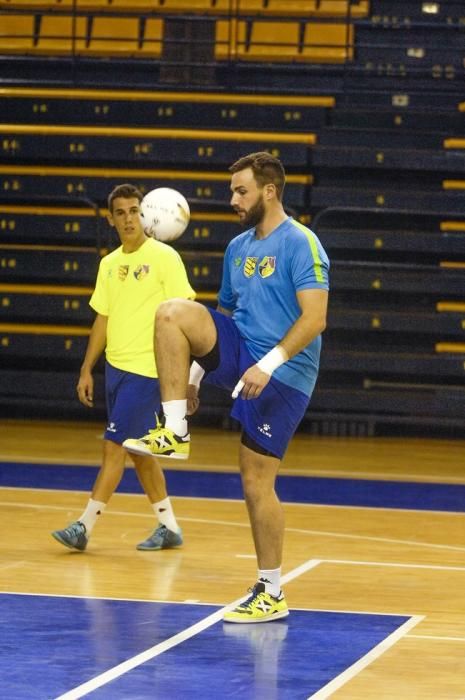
157 452 189 460
123 442 189 460
223 609 289 624
136 543 183 550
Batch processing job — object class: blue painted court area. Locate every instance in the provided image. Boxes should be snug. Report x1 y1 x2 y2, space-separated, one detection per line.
1 593 411 699
1 461 465 512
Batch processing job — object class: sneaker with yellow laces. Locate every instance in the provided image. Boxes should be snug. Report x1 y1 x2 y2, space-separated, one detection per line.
123 418 190 460
223 582 289 624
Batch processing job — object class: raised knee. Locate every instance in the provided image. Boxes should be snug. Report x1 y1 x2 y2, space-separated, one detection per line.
155 299 184 324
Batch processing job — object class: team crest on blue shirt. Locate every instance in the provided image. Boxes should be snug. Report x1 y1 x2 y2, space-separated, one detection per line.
134 264 150 280
243 257 258 278
258 256 276 278
118 265 129 281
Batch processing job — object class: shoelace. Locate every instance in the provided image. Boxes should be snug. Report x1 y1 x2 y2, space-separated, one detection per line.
241 586 265 608
152 525 166 537
66 523 84 536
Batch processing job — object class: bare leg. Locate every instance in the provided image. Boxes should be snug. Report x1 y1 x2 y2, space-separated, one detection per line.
91 439 127 502
155 299 217 400
238 443 284 570
131 453 167 503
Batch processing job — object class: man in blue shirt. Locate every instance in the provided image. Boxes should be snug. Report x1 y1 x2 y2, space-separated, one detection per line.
124 152 329 622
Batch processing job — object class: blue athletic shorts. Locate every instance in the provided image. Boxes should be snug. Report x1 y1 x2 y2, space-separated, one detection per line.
204 309 312 459
104 362 161 444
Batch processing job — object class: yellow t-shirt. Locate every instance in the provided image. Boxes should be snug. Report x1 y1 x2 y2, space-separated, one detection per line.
90 237 195 377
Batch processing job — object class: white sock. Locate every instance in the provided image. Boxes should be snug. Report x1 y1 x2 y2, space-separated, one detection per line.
153 497 180 533
79 499 106 535
162 399 188 436
258 567 281 598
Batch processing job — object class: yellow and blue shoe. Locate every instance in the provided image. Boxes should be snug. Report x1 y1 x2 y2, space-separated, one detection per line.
123 421 190 460
223 582 289 624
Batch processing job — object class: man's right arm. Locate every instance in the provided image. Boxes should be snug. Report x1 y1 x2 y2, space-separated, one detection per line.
76 313 108 407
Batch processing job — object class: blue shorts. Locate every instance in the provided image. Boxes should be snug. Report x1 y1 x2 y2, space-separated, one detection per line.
104 362 160 444
204 309 311 459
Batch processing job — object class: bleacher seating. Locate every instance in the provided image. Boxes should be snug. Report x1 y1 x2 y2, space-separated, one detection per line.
0 124 315 167
0 0 370 15
0 15 354 65
0 165 311 206
1 0 465 435
0 15 35 53
216 19 353 64
0 87 334 129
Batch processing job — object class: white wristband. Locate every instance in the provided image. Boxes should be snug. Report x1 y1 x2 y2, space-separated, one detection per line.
256 346 288 376
189 361 205 388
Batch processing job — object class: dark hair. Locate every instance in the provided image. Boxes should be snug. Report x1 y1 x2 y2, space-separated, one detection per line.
107 183 143 212
229 151 286 200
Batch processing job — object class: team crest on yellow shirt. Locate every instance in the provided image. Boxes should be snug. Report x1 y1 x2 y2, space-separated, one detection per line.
258 256 276 278
134 264 150 280
118 265 129 281
243 257 258 278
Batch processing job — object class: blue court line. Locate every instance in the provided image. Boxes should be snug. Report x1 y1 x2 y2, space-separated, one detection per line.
1 593 411 700
1 460 464 513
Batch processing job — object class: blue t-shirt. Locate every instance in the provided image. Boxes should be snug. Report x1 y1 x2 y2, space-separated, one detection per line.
218 217 330 395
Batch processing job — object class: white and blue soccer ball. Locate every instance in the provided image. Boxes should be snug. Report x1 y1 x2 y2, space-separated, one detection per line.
141 187 190 242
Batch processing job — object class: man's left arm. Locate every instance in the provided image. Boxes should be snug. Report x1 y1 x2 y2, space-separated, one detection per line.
235 288 328 400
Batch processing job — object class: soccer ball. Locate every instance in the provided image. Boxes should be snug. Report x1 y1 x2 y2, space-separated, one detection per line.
140 187 190 242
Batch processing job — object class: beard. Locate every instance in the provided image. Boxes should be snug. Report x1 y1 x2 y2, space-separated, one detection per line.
238 195 266 229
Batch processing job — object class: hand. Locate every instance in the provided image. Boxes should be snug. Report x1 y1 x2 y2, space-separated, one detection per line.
231 365 271 400
76 372 94 408
186 383 200 415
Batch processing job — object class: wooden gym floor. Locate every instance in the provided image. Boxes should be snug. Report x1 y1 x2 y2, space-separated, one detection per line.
0 418 464 698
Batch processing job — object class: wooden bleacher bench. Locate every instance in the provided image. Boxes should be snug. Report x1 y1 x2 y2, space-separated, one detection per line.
0 123 316 168
0 283 93 324
309 385 464 429
443 179 465 190
0 368 106 416
216 18 353 64
328 307 465 336
0 0 370 15
299 21 353 63
0 204 242 249
0 282 216 324
0 204 102 245
317 227 465 257
313 145 464 172
0 322 89 360
258 1 369 18
330 261 465 296
311 186 465 214
0 165 312 207
0 15 35 53
0 87 335 131
0 243 99 284
320 348 465 378
444 138 465 149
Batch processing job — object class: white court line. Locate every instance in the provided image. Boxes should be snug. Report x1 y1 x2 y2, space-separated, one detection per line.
53 558 322 700
287 526 465 553
308 615 424 700
0 561 26 572
2 498 464 554
322 558 465 573
0 589 217 606
408 634 465 642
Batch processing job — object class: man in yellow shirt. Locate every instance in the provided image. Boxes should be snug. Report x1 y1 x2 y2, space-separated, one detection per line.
51 183 195 552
